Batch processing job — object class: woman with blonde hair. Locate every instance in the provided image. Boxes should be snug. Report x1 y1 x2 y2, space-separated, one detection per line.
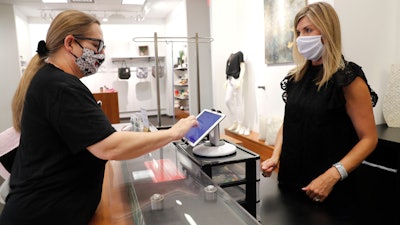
0 10 197 225
261 2 378 223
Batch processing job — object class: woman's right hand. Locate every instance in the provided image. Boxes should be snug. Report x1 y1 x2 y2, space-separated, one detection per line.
260 157 279 177
169 115 198 140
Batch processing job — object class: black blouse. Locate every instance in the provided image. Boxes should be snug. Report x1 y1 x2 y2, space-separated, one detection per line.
278 60 377 205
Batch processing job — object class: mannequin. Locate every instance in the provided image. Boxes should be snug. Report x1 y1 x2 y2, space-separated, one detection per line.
225 51 247 134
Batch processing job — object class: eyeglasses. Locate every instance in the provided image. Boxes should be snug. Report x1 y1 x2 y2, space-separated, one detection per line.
73 35 105 53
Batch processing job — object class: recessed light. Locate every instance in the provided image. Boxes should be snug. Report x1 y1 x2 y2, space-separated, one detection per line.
42 0 68 3
122 0 145 5
70 0 95 2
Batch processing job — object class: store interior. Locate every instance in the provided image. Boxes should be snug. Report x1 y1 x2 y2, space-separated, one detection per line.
0 0 399 224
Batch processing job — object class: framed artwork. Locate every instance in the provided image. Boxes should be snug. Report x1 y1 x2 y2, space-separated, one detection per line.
264 0 306 65
138 45 149 56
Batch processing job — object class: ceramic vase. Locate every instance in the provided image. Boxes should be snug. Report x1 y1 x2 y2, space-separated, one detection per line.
382 64 400 127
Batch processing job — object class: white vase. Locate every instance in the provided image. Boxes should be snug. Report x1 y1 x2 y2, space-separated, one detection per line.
382 64 400 127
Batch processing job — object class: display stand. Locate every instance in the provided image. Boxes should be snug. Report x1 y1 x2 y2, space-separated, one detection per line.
193 123 236 157
173 139 260 219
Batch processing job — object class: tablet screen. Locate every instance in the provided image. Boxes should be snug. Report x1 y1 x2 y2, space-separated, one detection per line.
183 109 225 147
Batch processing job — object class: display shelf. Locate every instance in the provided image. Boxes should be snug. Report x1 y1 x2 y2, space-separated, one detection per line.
111 56 165 63
173 66 189 117
173 83 188 86
224 185 246 202
174 66 188 70
174 96 188 100
224 128 274 161
174 107 189 120
173 140 260 219
211 163 246 184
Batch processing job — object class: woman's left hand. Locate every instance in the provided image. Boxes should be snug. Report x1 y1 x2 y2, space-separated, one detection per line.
301 167 341 202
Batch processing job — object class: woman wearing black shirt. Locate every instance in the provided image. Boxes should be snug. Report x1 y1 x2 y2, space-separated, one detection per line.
0 10 197 225
261 2 378 223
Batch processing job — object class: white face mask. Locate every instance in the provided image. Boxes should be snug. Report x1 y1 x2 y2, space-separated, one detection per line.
296 35 324 61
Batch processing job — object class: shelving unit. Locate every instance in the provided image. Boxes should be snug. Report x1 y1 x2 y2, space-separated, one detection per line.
173 140 260 220
111 56 165 64
173 66 189 119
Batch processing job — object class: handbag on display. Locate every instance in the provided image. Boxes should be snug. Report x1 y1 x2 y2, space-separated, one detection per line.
118 61 131 79
136 67 148 79
152 65 164 78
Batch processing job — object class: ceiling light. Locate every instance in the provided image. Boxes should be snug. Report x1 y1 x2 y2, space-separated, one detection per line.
134 14 144 21
143 4 150 15
41 10 56 21
70 0 95 2
122 0 145 5
101 11 108 22
42 0 68 3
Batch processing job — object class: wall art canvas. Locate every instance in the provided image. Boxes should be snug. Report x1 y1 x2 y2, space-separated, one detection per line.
264 0 306 65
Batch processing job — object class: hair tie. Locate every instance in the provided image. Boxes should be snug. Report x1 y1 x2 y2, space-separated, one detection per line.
36 40 49 57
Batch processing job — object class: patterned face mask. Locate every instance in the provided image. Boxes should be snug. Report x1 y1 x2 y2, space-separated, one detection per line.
71 41 105 76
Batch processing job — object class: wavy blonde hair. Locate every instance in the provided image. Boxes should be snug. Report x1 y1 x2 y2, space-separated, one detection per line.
12 10 100 132
289 2 345 89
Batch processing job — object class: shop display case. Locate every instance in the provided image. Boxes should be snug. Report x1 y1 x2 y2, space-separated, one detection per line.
173 139 261 220
105 140 261 225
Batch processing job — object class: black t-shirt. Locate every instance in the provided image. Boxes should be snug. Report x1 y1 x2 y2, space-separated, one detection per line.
0 64 116 225
226 51 244 79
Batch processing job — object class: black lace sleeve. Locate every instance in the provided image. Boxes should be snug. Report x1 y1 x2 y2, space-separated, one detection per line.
280 75 291 103
334 61 378 107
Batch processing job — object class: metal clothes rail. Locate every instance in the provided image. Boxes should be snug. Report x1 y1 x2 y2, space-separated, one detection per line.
133 32 213 127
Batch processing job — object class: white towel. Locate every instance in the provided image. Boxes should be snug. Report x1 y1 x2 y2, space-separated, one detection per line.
0 127 20 204
0 177 10 204
0 127 20 179
0 127 20 158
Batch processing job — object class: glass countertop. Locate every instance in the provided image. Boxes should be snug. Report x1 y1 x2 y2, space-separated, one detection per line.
106 142 261 225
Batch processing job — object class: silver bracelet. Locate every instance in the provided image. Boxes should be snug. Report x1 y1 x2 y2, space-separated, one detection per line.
333 162 348 181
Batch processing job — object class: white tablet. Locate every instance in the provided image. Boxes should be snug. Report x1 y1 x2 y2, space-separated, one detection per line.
183 109 226 147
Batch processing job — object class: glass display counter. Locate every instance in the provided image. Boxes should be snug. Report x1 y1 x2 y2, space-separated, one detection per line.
105 141 261 225
173 140 261 219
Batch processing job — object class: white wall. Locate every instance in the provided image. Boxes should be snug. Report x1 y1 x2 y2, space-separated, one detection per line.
335 0 400 125
185 0 213 114
0 4 20 131
15 8 31 74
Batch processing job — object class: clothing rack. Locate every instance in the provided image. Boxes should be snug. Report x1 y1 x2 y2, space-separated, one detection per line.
133 32 213 127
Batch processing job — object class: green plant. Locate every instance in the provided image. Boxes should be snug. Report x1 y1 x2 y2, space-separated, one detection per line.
179 50 184 60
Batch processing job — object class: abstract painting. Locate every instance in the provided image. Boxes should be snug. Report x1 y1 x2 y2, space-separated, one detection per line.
264 0 306 65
